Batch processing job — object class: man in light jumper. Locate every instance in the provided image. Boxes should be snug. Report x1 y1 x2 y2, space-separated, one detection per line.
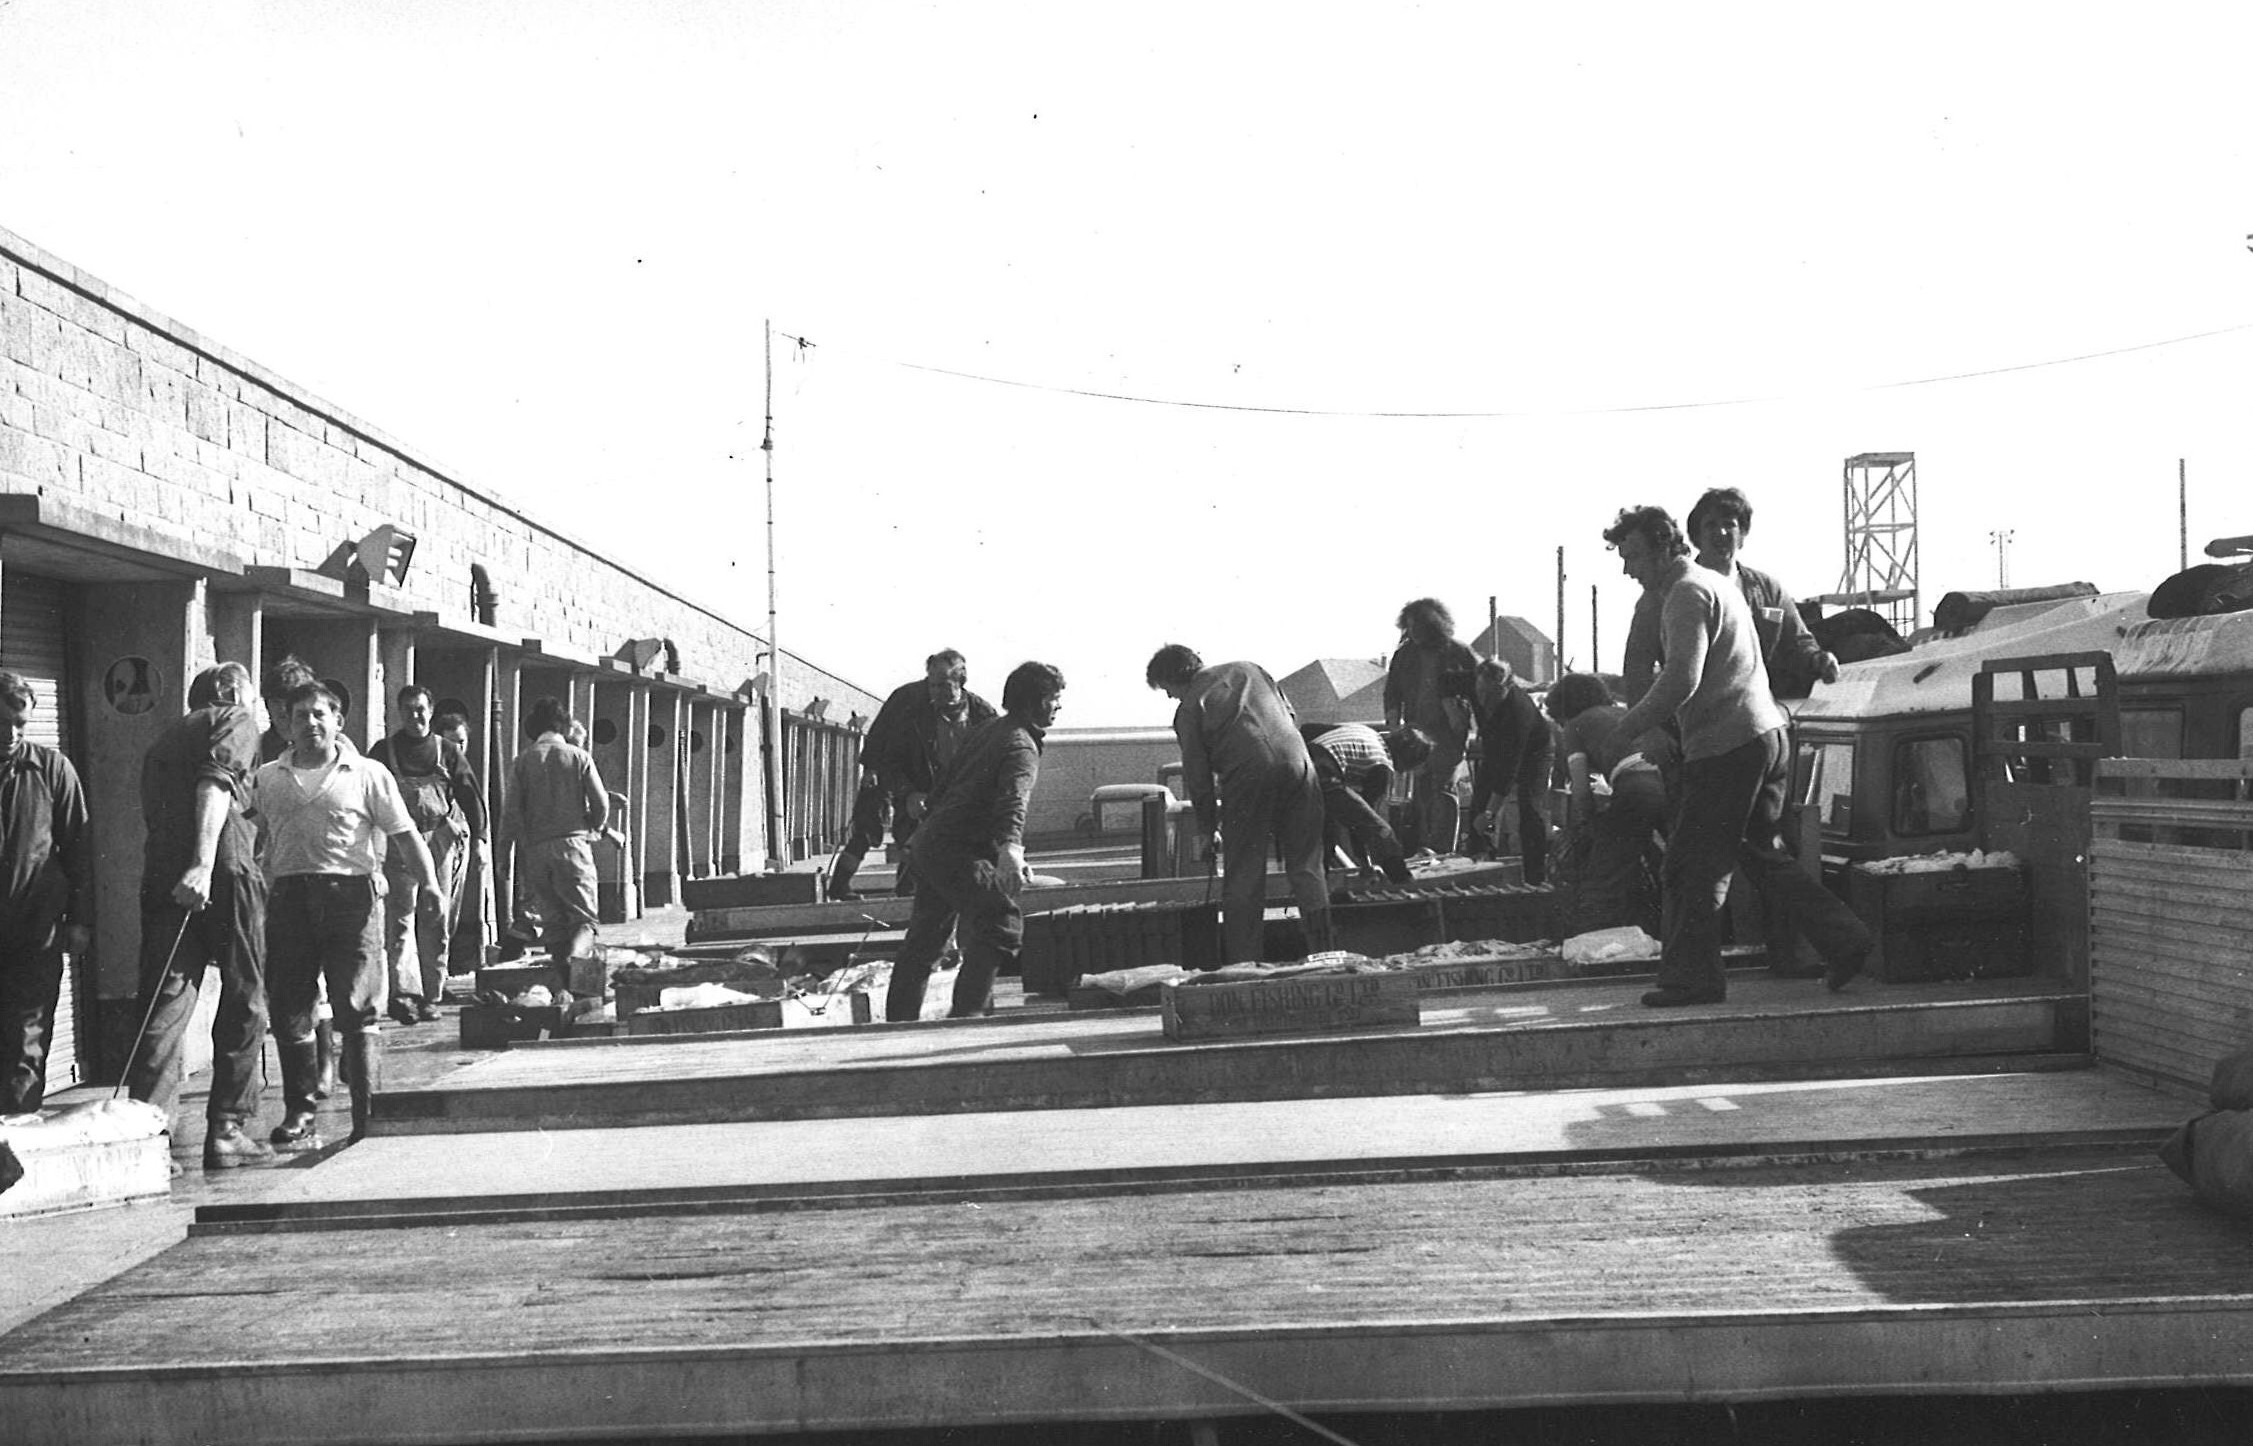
502 696 610 966
1605 505 1871 1007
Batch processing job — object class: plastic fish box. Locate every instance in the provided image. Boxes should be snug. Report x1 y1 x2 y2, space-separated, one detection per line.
1161 971 1420 1041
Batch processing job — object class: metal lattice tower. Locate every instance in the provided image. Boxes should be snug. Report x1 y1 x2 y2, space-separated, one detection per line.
1824 451 1920 636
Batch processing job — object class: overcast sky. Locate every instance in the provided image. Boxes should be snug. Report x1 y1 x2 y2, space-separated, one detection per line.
4 2 2250 722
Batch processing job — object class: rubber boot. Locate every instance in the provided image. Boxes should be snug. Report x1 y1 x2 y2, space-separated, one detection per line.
269 1039 324 1153
342 1030 385 1143
312 1020 338 1101
825 851 862 902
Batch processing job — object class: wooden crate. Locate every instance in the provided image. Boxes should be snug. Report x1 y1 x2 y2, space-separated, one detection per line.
475 963 564 998
459 1004 562 1049
1846 862 2030 983
681 871 825 910
1161 971 1419 1041
622 999 785 1036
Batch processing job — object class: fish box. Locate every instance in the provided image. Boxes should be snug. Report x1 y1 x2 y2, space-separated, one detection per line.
459 1003 563 1050
622 999 786 1036
475 963 565 998
1161 971 1420 1041
681 871 826 910
1847 862 2031 982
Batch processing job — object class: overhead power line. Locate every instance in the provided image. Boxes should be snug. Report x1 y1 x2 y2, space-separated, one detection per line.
896 320 2253 419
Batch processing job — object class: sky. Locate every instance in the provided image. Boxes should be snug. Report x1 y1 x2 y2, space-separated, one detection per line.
3 1 2251 725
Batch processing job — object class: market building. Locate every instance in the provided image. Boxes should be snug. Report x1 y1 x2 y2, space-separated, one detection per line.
0 223 878 1090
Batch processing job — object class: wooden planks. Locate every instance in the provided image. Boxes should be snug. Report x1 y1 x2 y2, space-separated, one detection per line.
361 979 2091 1134
189 1070 2189 1231
7 1151 2253 1443
1160 972 1419 1040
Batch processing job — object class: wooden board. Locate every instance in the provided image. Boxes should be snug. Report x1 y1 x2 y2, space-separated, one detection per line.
364 978 2091 1133
1161 972 1418 1040
190 1069 2188 1230
8 1151 2253 1444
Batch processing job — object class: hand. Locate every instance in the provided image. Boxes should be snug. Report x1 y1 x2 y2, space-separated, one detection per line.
171 862 215 912
998 847 1026 896
1642 733 1681 767
1817 651 1841 685
901 792 929 823
59 922 92 956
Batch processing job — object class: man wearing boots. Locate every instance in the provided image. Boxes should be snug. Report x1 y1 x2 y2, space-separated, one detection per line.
837 650 997 899
249 680 438 1151
124 662 274 1168
369 684 483 1024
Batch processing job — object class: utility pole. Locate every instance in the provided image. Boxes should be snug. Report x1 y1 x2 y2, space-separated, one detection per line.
761 320 786 871
1989 528 2014 589
1590 584 1599 677
1555 547 1566 674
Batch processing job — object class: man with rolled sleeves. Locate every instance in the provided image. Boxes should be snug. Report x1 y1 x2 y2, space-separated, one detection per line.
250 680 438 1149
124 661 273 1168
0 671 92 1120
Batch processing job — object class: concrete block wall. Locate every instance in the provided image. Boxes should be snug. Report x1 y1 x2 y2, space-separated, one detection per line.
0 226 877 722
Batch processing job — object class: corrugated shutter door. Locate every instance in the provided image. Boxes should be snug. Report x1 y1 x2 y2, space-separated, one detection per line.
1 570 82 1091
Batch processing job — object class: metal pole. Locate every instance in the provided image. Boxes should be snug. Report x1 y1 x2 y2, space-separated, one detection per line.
1589 583 1599 675
2180 458 2188 572
761 320 786 872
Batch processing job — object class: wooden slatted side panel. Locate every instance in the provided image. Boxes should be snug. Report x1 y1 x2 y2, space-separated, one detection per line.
2089 759 2253 1093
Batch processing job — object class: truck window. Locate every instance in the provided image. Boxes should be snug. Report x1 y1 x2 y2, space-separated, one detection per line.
2121 707 2184 760
1808 740 1855 834
1892 736 1969 836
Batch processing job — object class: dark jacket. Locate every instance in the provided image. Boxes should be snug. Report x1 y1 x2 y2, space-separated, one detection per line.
861 681 997 798
910 714 1045 861
1468 678 1555 816
0 741 92 942
1382 639 1477 741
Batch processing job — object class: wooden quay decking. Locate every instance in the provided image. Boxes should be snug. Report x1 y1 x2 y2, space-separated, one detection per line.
4 950 2239 1446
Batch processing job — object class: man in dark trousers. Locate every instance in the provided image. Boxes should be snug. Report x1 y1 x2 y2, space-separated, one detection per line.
1150 645 1332 964
1605 505 1872 1007
836 649 997 898
249 680 438 1148
124 662 273 1167
0 671 92 1120
1465 656 1555 885
883 662 1064 1022
501 696 609 967
1301 722 1429 890
370 684 485 1023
